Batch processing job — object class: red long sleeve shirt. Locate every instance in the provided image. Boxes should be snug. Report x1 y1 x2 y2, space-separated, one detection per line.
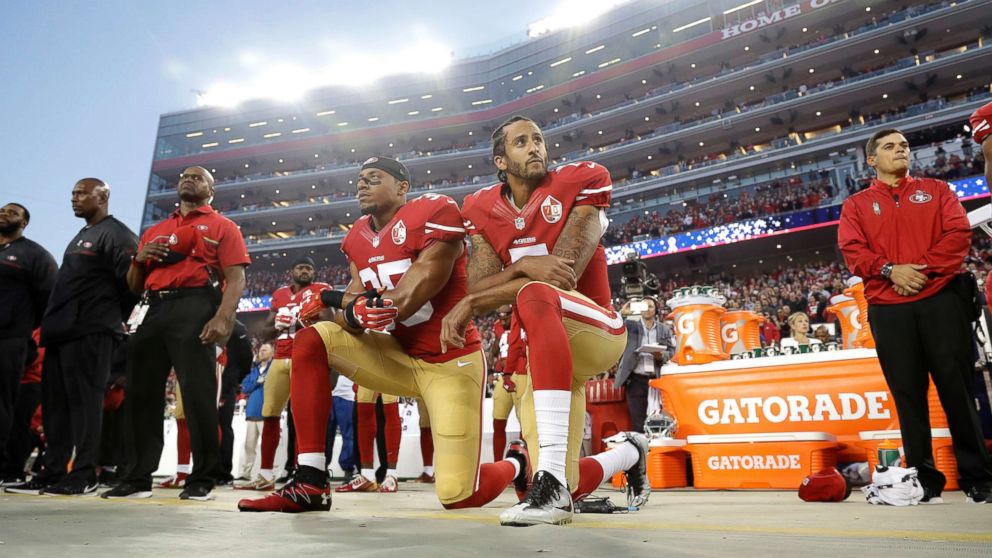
838 175 971 305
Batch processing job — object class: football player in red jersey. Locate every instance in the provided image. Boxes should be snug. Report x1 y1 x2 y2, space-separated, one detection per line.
238 258 330 490
489 305 530 461
442 116 650 526
239 156 530 513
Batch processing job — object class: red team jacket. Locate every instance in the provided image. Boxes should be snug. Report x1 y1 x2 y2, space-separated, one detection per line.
461 161 616 311
969 101 992 303
270 283 331 359
341 194 481 363
838 175 971 305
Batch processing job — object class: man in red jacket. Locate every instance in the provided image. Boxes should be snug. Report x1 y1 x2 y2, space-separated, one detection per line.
838 128 992 504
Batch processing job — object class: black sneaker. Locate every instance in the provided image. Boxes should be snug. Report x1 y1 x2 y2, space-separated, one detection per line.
42 477 99 496
179 485 215 501
499 471 573 527
100 481 153 499
504 440 531 502
0 476 25 487
276 469 295 484
3 479 51 495
920 486 943 505
97 469 119 488
964 486 992 504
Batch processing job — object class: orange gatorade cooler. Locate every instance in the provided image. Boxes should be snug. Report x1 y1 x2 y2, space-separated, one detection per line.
857 429 959 490
687 432 838 489
842 277 875 349
647 438 688 488
668 286 728 365
721 311 764 355
826 294 861 349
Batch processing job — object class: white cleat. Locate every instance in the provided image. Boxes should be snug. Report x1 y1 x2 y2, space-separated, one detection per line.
499 471 573 527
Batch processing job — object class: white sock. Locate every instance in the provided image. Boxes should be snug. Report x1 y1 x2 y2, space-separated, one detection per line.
176 464 191 474
424 466 435 476
361 468 376 481
533 389 571 487
259 468 273 481
387 468 397 479
507 458 521 479
298 452 325 471
590 441 640 478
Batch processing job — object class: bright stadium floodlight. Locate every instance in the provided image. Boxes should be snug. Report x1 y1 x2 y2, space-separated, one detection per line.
528 0 630 38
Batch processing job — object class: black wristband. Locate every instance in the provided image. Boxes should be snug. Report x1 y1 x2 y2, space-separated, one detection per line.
343 297 362 329
320 290 346 309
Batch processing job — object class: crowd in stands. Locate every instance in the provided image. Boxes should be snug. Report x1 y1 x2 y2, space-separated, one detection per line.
243 265 351 297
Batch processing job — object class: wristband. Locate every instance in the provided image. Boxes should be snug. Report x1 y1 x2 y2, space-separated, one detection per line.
343 297 362 329
320 290 346 309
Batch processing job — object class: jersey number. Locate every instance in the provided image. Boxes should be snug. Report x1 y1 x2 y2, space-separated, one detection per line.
357 259 433 326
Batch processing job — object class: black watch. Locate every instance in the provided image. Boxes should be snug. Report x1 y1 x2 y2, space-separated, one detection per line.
880 263 894 279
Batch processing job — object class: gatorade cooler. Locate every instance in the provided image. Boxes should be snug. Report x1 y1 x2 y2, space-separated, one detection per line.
686 432 838 489
843 277 875 349
856 429 959 490
647 438 688 488
668 286 728 365
720 311 764 356
826 294 860 349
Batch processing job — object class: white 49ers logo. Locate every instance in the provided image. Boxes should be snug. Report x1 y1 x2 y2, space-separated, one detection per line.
392 220 407 245
908 190 932 204
541 195 563 224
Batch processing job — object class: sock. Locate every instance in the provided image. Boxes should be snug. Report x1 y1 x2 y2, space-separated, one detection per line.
572 457 606 502
516 283 572 391
176 418 191 473
442 461 517 509
533 390 571 487
289 328 331 458
590 440 640 477
176 464 191 475
298 453 325 470
357 402 376 473
260 416 281 470
259 468 273 481
361 468 375 482
386 468 397 479
384 402 402 467
424 466 435 476
420 427 434 467
493 418 508 461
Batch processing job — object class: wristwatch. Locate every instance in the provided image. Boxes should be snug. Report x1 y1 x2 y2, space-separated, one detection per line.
880 262 894 279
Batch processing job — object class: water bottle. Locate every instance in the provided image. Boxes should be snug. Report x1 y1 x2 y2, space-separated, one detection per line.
877 439 901 467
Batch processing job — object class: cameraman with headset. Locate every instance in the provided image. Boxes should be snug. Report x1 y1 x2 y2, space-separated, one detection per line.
614 254 673 433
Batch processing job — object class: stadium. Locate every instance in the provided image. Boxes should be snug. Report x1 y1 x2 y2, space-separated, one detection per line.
3 0 992 555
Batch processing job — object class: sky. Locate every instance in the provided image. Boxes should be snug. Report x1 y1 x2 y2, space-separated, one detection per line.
0 0 559 260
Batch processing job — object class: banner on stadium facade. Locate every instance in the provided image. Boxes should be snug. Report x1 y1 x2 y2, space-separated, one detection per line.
720 0 842 41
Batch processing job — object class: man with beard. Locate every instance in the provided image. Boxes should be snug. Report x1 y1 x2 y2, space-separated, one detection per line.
0 202 56 489
238 258 330 490
101 166 250 502
6 179 136 496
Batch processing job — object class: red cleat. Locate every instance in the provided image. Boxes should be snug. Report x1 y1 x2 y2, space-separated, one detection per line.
238 479 331 513
156 473 186 489
378 475 399 493
504 439 531 502
335 474 379 493
412 472 435 484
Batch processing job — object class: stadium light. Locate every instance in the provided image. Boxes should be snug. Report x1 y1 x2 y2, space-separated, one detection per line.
673 17 711 33
723 0 763 15
527 0 630 38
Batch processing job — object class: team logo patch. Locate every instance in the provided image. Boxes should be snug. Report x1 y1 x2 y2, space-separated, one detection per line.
196 224 209 231
6 255 16 261
514 217 526 230
541 196 563 224
83 241 93 249
169 233 179 245
392 220 407 245
363 157 379 165
371 236 380 248
908 190 932 204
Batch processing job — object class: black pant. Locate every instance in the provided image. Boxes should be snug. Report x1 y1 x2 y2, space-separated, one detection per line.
124 294 219 490
99 396 127 472
40 334 115 483
1 381 40 479
284 401 296 473
869 286 992 492
624 374 652 434
0 336 28 455
216 389 235 482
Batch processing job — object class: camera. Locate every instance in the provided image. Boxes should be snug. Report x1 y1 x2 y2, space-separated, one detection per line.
620 252 660 301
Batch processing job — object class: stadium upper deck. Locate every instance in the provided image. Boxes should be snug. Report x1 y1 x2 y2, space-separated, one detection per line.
142 0 992 270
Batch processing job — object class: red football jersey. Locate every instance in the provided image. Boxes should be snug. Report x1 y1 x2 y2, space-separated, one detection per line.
970 101 992 145
270 282 332 359
341 194 481 363
461 161 615 310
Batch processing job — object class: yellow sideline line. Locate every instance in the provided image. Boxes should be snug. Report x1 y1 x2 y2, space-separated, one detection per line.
11 494 991 544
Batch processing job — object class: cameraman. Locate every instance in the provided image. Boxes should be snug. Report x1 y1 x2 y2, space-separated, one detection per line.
614 297 673 433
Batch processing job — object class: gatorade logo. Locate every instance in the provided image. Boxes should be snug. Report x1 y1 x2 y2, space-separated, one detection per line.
707 455 801 470
677 315 696 335
849 309 861 330
721 323 739 344
698 391 891 425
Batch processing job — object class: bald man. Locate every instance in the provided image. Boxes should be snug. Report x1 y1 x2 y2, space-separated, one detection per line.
102 166 250 501
7 179 138 496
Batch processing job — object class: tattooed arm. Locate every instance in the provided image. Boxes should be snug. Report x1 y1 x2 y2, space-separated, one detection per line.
441 206 602 351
